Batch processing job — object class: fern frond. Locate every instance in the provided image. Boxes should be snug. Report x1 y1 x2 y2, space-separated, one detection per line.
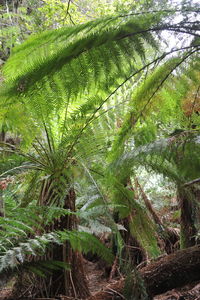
112 132 200 185
59 230 114 264
0 232 60 272
3 14 161 93
108 177 160 257
0 228 114 275
109 52 200 161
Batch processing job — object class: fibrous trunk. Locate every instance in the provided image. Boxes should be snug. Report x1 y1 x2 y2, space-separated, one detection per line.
50 188 90 298
177 186 198 248
136 178 179 254
87 245 200 299
12 188 90 299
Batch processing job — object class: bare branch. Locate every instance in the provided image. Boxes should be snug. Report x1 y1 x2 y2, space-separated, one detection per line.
62 0 75 25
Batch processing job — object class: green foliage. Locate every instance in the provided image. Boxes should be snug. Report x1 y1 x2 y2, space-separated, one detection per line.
2 13 160 99
109 54 200 161
123 268 148 300
60 230 114 263
107 177 160 257
114 132 200 184
0 2 200 292
0 217 114 275
0 154 25 176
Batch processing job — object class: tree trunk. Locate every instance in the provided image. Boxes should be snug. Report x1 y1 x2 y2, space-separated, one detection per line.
135 179 179 254
120 216 147 266
178 186 197 248
87 245 200 299
49 188 90 298
135 179 162 226
12 188 90 299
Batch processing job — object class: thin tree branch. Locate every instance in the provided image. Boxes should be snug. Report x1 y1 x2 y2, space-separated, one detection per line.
62 0 75 25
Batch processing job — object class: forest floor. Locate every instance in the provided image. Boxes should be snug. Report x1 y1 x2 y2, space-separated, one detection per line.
86 260 109 294
86 258 200 300
1 260 200 299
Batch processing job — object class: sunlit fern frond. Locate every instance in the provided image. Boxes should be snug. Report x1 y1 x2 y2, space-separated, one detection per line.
1 10 199 149
109 53 200 161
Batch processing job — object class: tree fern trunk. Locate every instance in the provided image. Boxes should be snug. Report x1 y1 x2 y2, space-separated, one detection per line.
121 216 147 266
135 179 179 254
12 188 90 299
135 179 162 226
178 186 197 248
50 188 90 298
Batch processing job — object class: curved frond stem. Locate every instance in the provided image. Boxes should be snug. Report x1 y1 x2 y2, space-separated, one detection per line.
133 48 199 125
43 121 54 154
66 44 200 158
0 164 41 178
34 138 53 167
120 25 200 40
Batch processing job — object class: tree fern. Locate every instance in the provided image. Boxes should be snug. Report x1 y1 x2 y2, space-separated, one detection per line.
0 5 199 296
1 10 199 149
